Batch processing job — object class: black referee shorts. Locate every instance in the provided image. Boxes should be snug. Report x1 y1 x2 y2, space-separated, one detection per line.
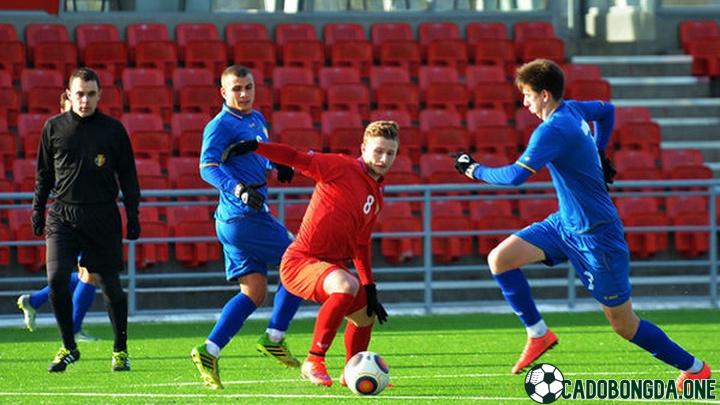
46 202 124 274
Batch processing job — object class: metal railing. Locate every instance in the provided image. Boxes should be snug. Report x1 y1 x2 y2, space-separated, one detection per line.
1 179 718 316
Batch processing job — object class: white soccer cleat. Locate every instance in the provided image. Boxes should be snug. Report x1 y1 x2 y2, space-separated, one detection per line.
17 294 36 332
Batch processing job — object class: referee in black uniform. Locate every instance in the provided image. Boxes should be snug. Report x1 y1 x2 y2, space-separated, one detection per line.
32 68 141 372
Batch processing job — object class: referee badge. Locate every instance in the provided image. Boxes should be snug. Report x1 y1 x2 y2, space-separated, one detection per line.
94 154 106 167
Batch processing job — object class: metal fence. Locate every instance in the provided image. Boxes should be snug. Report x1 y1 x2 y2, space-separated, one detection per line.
1 179 718 317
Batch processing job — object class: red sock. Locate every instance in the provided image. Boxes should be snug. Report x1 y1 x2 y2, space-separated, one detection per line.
308 293 355 358
344 322 373 363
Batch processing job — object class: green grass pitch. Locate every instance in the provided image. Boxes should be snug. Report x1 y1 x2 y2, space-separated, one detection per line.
0 309 717 404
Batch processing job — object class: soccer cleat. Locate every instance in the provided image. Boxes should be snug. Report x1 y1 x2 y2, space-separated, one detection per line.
676 362 712 392
301 358 333 387
48 347 80 372
190 344 223 389
75 330 100 342
111 351 131 371
17 294 36 332
256 333 301 368
512 329 558 374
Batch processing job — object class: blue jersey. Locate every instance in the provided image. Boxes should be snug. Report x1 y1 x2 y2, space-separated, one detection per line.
516 100 617 233
200 104 272 221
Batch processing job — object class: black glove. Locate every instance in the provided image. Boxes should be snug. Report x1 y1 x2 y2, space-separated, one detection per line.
221 140 259 162
234 182 265 211
599 150 616 189
126 214 141 240
453 152 479 179
364 284 388 325
31 210 45 236
276 164 294 184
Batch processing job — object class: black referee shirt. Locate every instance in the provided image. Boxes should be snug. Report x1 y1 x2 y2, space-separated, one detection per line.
32 110 140 216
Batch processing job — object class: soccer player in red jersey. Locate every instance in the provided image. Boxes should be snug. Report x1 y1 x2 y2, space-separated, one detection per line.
221 120 399 387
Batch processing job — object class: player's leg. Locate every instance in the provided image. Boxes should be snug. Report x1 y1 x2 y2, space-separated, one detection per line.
72 265 98 341
91 270 129 371
490 216 565 374
602 297 711 390
45 214 82 372
302 267 359 387
340 286 374 386
18 272 81 332
254 217 302 367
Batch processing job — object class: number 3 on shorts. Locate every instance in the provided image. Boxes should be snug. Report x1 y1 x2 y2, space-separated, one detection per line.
363 195 375 215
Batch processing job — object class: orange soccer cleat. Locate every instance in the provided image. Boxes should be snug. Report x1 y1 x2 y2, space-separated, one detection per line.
676 362 712 392
301 357 333 387
512 329 558 374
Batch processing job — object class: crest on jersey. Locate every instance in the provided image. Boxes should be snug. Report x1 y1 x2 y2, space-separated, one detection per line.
94 154 106 167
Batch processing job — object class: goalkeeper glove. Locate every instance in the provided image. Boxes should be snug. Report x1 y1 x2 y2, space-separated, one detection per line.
364 284 388 324
233 182 265 211
454 152 479 180
599 150 616 189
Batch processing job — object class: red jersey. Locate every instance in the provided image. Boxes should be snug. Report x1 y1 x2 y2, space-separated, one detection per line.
255 142 383 285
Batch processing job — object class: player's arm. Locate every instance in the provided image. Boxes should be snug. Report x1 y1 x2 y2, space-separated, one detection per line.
115 123 142 240
31 121 55 235
572 100 615 151
353 233 388 324
199 125 243 194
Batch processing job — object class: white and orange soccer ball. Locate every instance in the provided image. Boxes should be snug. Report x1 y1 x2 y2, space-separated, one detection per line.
343 351 390 396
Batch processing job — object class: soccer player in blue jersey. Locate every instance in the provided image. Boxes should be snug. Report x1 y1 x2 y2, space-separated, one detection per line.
454 59 711 390
190 65 303 389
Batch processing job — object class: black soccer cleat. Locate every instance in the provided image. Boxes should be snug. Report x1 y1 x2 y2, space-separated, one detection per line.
48 347 80 372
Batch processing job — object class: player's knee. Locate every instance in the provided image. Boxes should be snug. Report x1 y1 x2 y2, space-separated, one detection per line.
324 270 359 295
487 247 509 274
245 289 267 306
606 314 638 340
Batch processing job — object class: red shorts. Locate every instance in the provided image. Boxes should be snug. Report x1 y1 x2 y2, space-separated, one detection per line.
280 253 353 303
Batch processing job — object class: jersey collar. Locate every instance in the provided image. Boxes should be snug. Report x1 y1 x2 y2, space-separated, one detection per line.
222 103 253 120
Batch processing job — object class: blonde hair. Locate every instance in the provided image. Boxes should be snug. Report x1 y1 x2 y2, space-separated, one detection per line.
363 120 399 143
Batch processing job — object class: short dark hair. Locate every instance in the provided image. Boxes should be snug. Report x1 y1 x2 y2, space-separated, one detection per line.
68 67 101 89
221 65 253 81
515 59 564 101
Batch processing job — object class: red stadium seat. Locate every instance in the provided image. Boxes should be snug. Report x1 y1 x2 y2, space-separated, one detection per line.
616 121 661 159
272 66 314 99
21 68 63 93
172 67 216 115
378 201 422 264
127 86 172 124
420 108 462 130
121 113 170 162
369 66 410 92
419 153 464 184
371 22 414 58
471 40 516 76
75 23 121 63
466 65 506 89
666 196 709 257
282 40 324 74
379 41 421 78
0 223 10 267
468 110 518 157
324 23 367 54
24 23 70 64
254 85 273 118
518 198 558 225
688 38 720 77
275 23 318 43
84 42 128 82
426 39 468 74
515 107 542 146
278 128 324 152
330 41 372 78
167 205 219 267
661 149 704 176
513 21 556 55
420 108 467 154
135 41 177 78
171 112 210 156
318 67 361 91
0 86 20 127
466 22 508 45
232 41 276 78
418 66 460 90
33 42 78 78
97 87 123 118
418 21 460 50
614 106 653 128
563 63 602 84
326 83 370 120
473 82 516 117
184 41 228 80
565 79 611 101
424 83 469 115
0 23 17 42
375 83 420 120
12 158 36 192
520 38 565 64
679 20 720 54
17 113 49 159
271 111 313 137
0 129 16 169
175 23 220 60
470 200 522 255
321 110 362 139
121 112 163 133
613 150 660 180
326 122 364 154
8 208 45 272
168 156 206 190
616 197 669 258
226 23 270 46
121 208 170 269
431 204 472 263
135 158 169 190
279 84 324 123
126 23 170 62
172 67 214 94
0 41 25 82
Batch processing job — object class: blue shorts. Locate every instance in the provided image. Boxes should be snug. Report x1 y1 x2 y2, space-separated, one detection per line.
514 213 632 307
215 211 293 281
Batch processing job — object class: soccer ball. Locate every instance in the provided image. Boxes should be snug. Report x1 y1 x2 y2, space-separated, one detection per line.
524 363 565 404
343 351 390 395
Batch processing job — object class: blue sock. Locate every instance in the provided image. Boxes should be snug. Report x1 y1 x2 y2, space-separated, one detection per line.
630 319 695 370
267 283 302 331
208 293 257 350
493 269 542 327
30 273 80 309
72 280 97 334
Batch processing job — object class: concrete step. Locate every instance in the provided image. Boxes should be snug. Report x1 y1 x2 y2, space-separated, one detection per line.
655 117 720 141
613 98 720 118
607 76 711 98
572 55 693 76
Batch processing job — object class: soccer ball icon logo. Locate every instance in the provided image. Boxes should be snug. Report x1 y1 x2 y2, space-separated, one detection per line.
524 363 565 403
343 351 390 395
